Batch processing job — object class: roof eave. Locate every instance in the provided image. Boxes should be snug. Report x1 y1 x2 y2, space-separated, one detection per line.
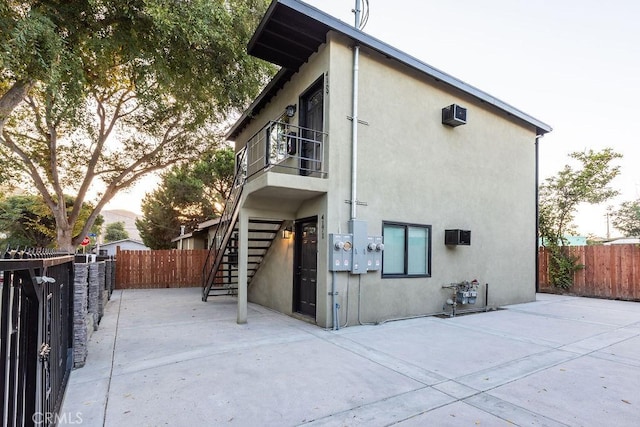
228 0 552 140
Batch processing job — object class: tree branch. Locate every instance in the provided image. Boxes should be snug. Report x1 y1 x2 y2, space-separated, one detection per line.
1 131 56 208
0 80 35 134
69 89 132 224
25 96 49 139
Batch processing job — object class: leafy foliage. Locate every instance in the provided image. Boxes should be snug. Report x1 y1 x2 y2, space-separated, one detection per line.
0 0 274 251
539 148 622 288
0 194 103 248
611 200 640 237
104 221 129 242
136 147 234 249
548 248 585 290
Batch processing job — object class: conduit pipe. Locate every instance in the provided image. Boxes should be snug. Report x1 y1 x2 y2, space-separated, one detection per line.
331 271 338 330
350 0 361 220
350 45 360 220
535 134 543 293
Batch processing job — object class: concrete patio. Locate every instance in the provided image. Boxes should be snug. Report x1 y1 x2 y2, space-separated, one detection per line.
60 288 640 426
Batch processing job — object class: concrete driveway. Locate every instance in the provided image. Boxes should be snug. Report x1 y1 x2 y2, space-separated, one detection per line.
60 288 640 426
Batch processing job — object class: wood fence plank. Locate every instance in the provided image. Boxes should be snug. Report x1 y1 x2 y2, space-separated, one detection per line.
115 249 210 289
538 244 640 301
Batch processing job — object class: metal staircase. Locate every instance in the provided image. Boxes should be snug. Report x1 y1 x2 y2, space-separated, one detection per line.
201 148 283 301
206 219 283 298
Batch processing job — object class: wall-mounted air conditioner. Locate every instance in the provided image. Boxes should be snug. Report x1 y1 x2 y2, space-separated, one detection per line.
445 229 471 245
442 104 467 127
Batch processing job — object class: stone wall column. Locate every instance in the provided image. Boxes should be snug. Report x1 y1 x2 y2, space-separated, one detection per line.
73 263 89 368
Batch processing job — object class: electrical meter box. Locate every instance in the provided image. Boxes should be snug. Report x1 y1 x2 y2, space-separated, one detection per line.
349 220 368 275
366 236 383 271
328 234 353 272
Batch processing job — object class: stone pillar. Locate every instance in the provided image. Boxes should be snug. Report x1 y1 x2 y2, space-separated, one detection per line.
73 263 89 368
97 261 106 322
105 259 113 299
88 262 99 330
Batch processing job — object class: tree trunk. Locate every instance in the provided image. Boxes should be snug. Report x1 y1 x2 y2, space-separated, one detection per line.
56 226 76 254
0 80 34 133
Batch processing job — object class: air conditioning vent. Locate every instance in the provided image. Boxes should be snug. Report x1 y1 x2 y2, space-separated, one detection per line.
445 229 471 245
442 104 467 127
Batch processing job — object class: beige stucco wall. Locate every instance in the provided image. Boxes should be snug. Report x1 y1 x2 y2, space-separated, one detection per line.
325 33 538 326
236 41 332 325
236 31 539 327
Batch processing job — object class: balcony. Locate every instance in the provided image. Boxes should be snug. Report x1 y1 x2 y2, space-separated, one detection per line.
239 121 329 211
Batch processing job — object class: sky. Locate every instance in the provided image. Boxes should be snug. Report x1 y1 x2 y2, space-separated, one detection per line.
106 0 640 238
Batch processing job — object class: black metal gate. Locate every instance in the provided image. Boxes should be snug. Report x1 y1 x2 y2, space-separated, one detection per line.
1 255 74 427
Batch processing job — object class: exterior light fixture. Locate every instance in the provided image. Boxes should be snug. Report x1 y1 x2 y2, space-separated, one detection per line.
285 104 297 118
282 226 294 239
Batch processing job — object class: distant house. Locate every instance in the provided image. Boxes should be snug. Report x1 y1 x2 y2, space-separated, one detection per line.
202 0 551 327
172 218 221 250
604 238 640 245
97 239 149 256
539 236 588 247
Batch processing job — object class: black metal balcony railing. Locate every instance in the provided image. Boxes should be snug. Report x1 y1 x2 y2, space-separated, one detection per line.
202 121 327 300
1 253 74 427
244 121 327 179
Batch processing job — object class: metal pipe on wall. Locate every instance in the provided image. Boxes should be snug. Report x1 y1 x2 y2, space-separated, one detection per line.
350 0 361 220
350 46 360 220
535 134 543 293
331 271 337 330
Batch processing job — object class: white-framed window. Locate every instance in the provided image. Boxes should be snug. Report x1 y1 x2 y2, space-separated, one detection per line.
382 222 431 277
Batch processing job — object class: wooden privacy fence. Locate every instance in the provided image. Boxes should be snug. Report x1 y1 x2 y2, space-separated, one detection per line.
539 244 640 300
116 249 210 289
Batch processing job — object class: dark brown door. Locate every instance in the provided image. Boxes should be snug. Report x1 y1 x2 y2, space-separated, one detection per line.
294 218 317 317
299 81 323 176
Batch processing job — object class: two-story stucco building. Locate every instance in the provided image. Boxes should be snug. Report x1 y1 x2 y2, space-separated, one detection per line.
202 0 552 328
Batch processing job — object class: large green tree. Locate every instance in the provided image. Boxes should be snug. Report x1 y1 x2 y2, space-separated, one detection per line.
0 193 103 249
136 147 234 249
104 221 129 242
611 200 640 237
0 0 273 251
539 148 622 288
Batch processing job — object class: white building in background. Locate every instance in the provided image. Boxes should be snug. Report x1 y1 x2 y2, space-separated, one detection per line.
97 239 149 256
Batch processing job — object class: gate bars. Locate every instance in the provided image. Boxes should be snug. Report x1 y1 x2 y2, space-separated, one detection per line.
1 256 74 427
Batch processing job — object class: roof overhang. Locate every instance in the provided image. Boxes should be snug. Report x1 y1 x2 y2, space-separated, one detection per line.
227 0 551 139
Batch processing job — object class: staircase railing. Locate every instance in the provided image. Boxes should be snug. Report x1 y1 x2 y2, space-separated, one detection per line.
202 147 247 301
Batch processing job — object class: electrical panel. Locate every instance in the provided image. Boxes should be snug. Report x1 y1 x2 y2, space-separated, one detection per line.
349 220 368 275
445 229 471 246
366 236 384 271
328 234 353 272
330 222 385 274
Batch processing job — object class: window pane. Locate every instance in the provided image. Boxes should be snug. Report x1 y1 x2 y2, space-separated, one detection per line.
407 226 428 275
383 225 405 274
